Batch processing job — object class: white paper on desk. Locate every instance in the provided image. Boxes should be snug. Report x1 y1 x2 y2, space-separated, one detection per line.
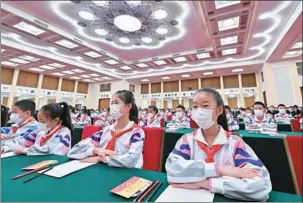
38 160 96 178
156 186 214 202
1 152 18 159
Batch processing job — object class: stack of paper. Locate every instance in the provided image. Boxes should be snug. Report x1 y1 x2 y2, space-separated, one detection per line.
0 152 18 159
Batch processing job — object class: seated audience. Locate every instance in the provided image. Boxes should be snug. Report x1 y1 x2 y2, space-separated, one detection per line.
68 105 77 125
75 108 91 126
243 107 254 123
268 105 278 115
143 106 161 128
237 108 246 119
94 108 113 128
167 105 190 129
266 111 274 120
138 108 148 127
274 104 292 124
225 105 239 131
1 105 9 127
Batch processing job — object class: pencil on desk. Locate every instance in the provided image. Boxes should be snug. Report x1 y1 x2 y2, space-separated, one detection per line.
12 165 49 180
137 181 159 202
144 181 162 202
23 167 53 183
133 181 156 202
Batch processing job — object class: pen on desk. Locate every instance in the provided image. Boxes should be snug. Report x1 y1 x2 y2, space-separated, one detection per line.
144 181 163 202
12 165 50 180
23 167 53 183
133 181 156 202
137 181 159 202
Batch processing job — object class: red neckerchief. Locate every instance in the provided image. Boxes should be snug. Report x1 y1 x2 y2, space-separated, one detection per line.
11 117 36 134
254 117 266 124
195 130 231 163
39 124 64 146
106 123 137 150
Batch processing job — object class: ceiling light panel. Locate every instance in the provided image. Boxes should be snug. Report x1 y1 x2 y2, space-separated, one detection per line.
181 74 191 78
83 79 93 82
1 61 19 67
197 53 210 59
52 72 65 76
29 67 45 72
89 73 100 77
283 51 302 58
232 68 243 72
83 51 102 58
48 63 65 68
55 39 78 49
13 22 45 36
203 72 213 75
173 56 187 62
1 49 5 52
218 16 240 31
291 42 302 49
154 60 167 65
104 59 119 65
71 69 85 73
62 70 74 74
39 65 56 70
214 1 241 9
18 55 40 61
220 36 238 45
9 58 30 64
161 76 170 80
78 9 96 21
141 79 150 82
136 63 148 68
222 48 237 56
81 75 90 78
120 66 132 70
70 76 81 80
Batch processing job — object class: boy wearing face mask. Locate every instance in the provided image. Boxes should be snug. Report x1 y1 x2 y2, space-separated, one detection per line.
245 102 277 132
274 104 292 124
225 106 239 131
237 108 246 119
167 105 190 129
1 100 39 143
243 108 253 123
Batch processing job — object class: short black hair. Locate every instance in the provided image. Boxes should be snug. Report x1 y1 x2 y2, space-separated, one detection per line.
294 105 298 108
148 105 158 114
278 104 286 108
253 101 265 109
176 105 185 112
266 111 274 116
14 99 36 115
224 105 231 112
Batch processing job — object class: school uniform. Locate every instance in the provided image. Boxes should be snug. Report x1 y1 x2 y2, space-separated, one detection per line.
24 125 71 156
75 114 91 126
1 117 39 141
274 113 292 124
70 112 78 125
167 115 190 128
67 121 145 168
165 127 272 201
94 114 113 128
244 116 277 131
243 115 253 124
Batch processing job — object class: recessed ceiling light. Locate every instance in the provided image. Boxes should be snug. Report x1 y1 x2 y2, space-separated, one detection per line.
136 63 148 68
81 75 90 78
83 79 93 82
13 21 45 36
141 37 153 43
93 78 104 81
39 65 56 70
62 70 74 74
104 59 119 65
48 63 65 68
71 69 85 73
161 76 170 80
214 1 241 9
1 61 19 67
173 56 187 62
1 49 5 52
218 16 240 31
101 76 109 79
70 76 81 80
232 68 243 72
181 74 191 78
92 1 109 7
94 28 108 36
197 53 210 59
114 15 142 32
154 60 167 65
220 36 238 45
120 66 132 70
156 27 169 35
283 51 302 58
9 58 30 64
126 1 141 7
83 51 101 58
78 9 95 21
29 67 45 72
52 72 65 76
291 42 302 49
119 37 130 44
141 79 150 82
55 39 78 49
222 48 237 56
19 55 40 61
89 73 100 77
152 8 169 20
203 72 213 75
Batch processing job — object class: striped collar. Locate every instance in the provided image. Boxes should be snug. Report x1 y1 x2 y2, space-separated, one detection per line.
193 126 229 146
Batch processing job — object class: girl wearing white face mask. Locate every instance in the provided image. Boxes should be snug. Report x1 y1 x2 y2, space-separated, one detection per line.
274 104 292 124
139 106 161 128
167 105 190 129
68 90 145 168
75 108 91 126
165 88 272 201
225 105 239 131
245 102 277 132
94 108 113 128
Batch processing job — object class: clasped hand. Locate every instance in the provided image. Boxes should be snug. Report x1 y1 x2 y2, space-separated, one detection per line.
80 148 118 163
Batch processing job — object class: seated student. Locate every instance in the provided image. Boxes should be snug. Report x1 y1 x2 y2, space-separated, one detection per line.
2 102 72 156
165 88 272 201
266 111 274 120
94 108 113 128
167 105 190 129
158 109 166 118
225 105 239 131
237 108 246 119
138 108 148 127
243 108 254 123
67 90 145 168
68 105 77 125
142 106 161 128
1 100 39 141
75 108 91 126
274 104 292 124
1 105 9 127
245 102 277 132
268 105 279 115
165 108 173 119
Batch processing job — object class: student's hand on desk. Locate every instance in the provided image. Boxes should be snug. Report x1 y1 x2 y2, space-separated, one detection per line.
228 126 233 131
218 166 262 179
15 147 26 154
170 180 209 190
93 148 118 158
246 124 256 128
1 134 9 140
80 156 102 163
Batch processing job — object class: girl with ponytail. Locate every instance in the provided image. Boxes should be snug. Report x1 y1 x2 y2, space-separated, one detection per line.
68 90 145 168
165 88 272 201
12 102 72 156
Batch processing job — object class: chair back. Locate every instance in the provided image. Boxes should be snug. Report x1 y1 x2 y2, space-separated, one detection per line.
81 125 102 140
290 119 301 132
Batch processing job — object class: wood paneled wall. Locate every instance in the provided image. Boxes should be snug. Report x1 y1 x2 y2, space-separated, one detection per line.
163 81 179 92
181 79 198 91
100 83 111 92
241 73 257 87
201 77 221 89
1 67 14 85
77 82 88 93
223 75 239 88
42 75 59 90
17 70 39 88
151 82 161 93
141 84 149 94
61 79 75 92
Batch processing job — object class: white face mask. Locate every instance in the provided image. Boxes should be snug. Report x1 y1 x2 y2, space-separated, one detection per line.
110 104 121 120
279 109 286 114
176 112 183 118
191 108 215 129
254 109 264 117
10 113 22 124
39 122 48 131
148 113 154 118
246 113 252 117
